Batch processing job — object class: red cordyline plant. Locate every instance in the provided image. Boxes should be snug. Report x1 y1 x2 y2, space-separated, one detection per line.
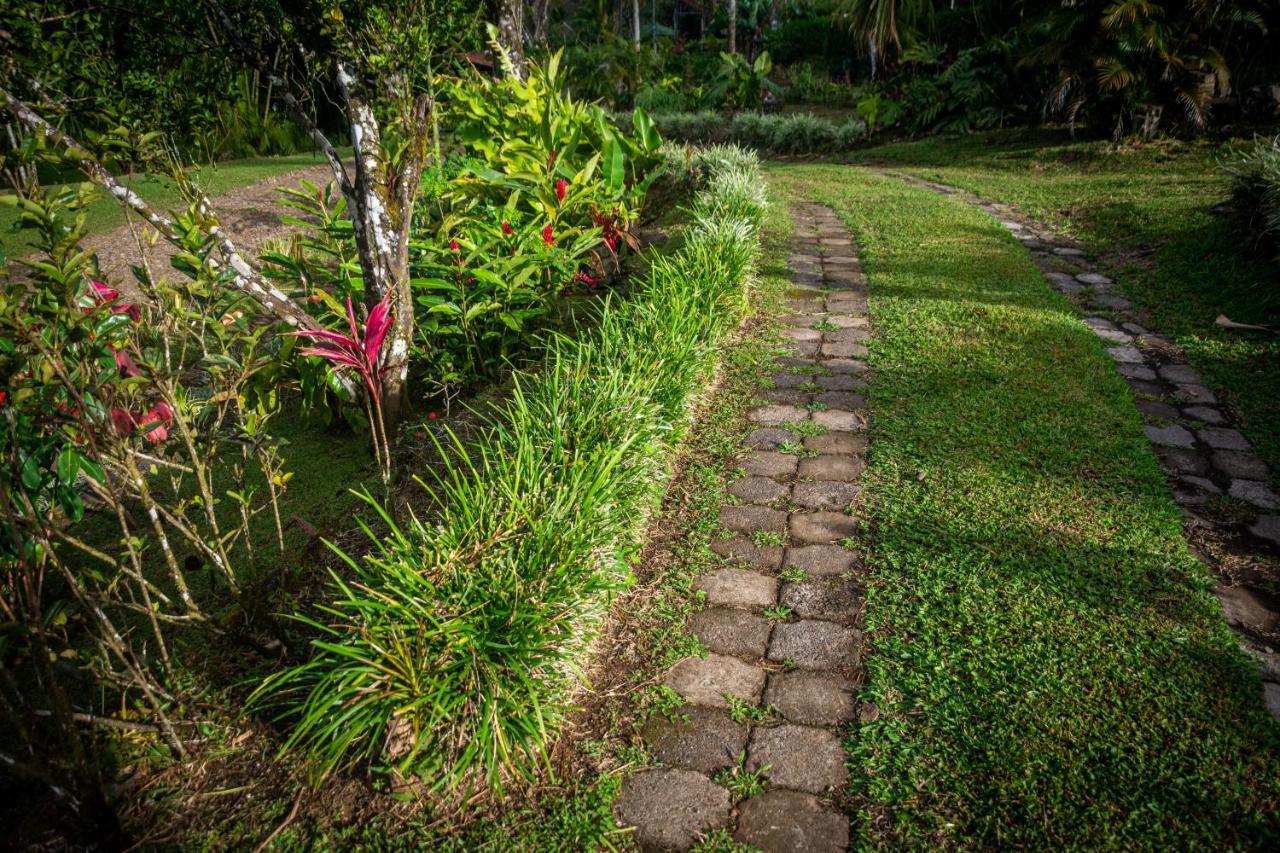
287 291 395 485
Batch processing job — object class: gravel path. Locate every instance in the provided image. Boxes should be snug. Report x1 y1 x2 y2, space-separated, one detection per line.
87 162 337 299
614 204 869 851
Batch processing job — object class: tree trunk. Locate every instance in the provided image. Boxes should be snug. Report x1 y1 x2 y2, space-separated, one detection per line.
334 64 427 431
498 0 526 80
530 0 551 45
632 0 641 47
728 0 736 53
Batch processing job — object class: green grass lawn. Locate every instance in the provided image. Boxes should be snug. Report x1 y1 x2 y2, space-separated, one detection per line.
0 149 345 261
769 164 1280 846
849 129 1280 481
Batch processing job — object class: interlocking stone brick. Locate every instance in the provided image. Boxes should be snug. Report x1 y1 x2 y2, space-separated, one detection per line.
1094 294 1131 310
1076 272 1112 286
1084 316 1116 329
759 389 811 406
780 579 860 625
779 314 815 327
825 327 870 343
768 620 860 670
719 505 787 535
749 404 810 426
1216 585 1280 634
787 298 824 313
1155 446 1209 476
1093 327 1132 344
774 356 820 368
763 671 856 726
666 653 767 708
1128 378 1165 397
1174 384 1216 404
811 409 864 432
1055 246 1086 258
1136 400 1180 421
824 314 867 328
745 428 798 450
784 545 860 576
1212 450 1268 480
790 512 858 544
804 432 867 455
813 391 866 410
642 706 749 774
1145 425 1195 448
1122 322 1151 335
1230 480 1280 510
1182 405 1225 425
615 768 731 851
733 789 850 853
1200 428 1250 450
710 536 783 570
792 481 862 511
798 456 865 482
820 358 870 375
770 373 813 389
1249 515 1280 546
746 724 847 794
825 296 867 313
1048 272 1081 288
820 341 868 359
689 608 774 659
1107 346 1144 364
729 476 790 505
1158 363 1202 384
1116 363 1157 381
742 452 799 478
785 341 821 357
695 568 779 609
814 374 864 390
782 328 823 343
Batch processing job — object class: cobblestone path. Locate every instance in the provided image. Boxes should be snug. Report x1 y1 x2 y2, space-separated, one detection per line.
613 204 868 850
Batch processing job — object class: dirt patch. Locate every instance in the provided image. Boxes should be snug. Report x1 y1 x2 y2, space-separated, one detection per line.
86 163 337 300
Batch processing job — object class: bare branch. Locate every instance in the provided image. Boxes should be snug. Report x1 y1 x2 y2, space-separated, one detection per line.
1 86 323 331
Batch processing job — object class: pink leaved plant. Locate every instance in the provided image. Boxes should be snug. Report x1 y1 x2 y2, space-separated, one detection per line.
286 292 394 402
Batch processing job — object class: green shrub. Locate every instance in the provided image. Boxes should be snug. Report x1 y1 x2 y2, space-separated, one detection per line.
652 110 865 155
251 147 766 792
1223 136 1280 262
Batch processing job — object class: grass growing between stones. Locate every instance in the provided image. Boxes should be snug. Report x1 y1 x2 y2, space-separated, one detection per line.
851 129 1280 479
770 164 1280 846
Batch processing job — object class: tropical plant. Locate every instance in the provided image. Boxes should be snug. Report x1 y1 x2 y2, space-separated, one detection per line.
1223 136 1280 263
708 51 783 112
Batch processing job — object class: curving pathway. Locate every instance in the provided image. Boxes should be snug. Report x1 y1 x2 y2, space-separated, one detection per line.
614 204 869 850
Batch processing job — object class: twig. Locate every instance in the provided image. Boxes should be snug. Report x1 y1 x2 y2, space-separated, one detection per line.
254 788 305 852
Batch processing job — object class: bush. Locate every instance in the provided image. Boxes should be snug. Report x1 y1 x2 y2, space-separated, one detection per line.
651 110 866 154
1224 136 1280 262
251 147 767 791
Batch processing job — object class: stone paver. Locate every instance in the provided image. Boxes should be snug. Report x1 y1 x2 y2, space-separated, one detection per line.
728 476 790 505
615 768 731 850
768 620 860 670
790 512 858 544
642 707 749 774
625 205 869 848
695 568 779 609
665 654 766 708
734 789 849 852
689 608 773 659
764 670 856 726
784 544 860 576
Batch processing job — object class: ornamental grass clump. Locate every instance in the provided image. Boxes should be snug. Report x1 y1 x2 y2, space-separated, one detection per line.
1223 135 1280 263
252 148 766 794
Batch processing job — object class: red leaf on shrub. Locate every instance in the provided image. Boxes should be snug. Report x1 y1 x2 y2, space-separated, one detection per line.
286 292 394 403
110 408 135 436
112 346 141 378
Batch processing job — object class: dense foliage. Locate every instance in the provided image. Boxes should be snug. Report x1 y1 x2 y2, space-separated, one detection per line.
252 146 766 790
1224 136 1280 262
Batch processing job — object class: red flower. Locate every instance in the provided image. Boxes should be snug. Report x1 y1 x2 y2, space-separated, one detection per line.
137 401 173 445
573 271 599 288
0 391 6 407
547 150 556 170
428 411 438 421
542 224 554 246
502 220 514 236
606 235 619 251
449 239 460 252
555 179 568 203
